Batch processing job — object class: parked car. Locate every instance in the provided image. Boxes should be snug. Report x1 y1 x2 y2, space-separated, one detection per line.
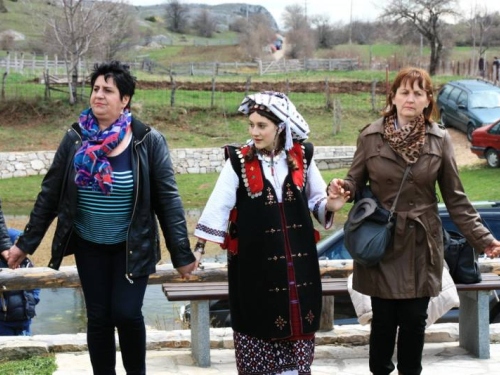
183 202 500 327
436 79 500 141
470 119 500 168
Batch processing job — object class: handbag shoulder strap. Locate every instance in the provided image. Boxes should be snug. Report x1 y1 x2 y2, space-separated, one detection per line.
388 165 412 221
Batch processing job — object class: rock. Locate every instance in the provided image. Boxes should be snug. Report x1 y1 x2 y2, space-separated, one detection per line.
0 340 49 360
31 159 45 170
0 30 26 41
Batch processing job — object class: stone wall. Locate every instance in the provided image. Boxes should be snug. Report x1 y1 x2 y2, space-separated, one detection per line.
0 146 355 179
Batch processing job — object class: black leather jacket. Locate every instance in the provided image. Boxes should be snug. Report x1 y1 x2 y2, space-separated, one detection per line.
0 198 11 251
16 118 195 278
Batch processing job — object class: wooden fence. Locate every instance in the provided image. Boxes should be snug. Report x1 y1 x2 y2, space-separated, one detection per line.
1 258 500 291
258 58 359 75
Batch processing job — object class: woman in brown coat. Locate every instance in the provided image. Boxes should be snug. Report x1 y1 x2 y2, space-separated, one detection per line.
330 67 500 375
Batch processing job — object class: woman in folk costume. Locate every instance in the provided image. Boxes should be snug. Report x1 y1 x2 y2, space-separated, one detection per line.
193 91 349 375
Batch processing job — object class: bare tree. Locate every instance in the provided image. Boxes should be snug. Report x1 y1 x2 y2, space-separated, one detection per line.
381 0 458 75
32 0 122 104
193 9 216 38
282 4 315 59
165 0 188 34
93 5 140 61
313 15 335 49
466 5 496 73
238 14 275 58
282 4 306 31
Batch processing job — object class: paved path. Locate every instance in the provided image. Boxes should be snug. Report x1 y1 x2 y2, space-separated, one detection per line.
54 342 500 374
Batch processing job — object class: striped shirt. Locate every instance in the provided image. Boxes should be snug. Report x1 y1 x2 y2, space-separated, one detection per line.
74 142 134 245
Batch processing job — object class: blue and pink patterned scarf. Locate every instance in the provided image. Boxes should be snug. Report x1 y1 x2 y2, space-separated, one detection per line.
74 108 131 195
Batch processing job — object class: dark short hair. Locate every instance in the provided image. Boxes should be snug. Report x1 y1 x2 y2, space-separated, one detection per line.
382 66 437 122
90 61 136 109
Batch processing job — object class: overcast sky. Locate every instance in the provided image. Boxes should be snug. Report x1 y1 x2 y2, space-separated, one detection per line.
129 0 500 27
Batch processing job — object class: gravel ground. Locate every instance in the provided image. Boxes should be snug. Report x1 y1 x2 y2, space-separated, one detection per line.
447 127 485 167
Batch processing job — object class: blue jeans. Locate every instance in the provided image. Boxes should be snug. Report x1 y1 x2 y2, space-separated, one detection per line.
0 321 32 336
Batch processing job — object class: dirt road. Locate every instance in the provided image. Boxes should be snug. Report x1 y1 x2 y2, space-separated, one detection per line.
447 127 485 167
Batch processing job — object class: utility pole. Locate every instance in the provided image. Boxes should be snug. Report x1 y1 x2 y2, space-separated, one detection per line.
349 0 353 45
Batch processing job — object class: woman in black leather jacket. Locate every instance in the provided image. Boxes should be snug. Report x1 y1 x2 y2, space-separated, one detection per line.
5 61 197 375
0 198 10 253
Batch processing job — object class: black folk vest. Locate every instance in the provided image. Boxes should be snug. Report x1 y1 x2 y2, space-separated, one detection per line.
226 142 322 340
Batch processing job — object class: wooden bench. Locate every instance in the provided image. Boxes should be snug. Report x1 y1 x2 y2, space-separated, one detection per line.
163 274 500 366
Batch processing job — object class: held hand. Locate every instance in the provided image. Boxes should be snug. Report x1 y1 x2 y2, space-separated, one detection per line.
327 178 346 198
484 239 500 258
1 249 9 262
175 261 197 280
326 186 350 212
6 245 27 269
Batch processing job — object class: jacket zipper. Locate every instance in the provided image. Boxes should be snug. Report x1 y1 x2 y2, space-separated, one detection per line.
125 132 150 284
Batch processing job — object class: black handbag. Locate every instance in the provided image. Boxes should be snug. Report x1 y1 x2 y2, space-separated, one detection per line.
344 166 411 267
443 229 482 284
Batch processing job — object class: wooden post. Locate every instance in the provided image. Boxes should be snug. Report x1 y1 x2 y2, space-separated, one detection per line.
285 78 290 96
245 76 251 97
44 69 50 99
385 65 389 96
319 296 334 331
190 63 194 76
170 74 176 107
55 54 58 76
44 54 48 72
371 79 378 112
6 51 10 74
211 77 216 109
14 52 18 72
324 78 331 110
81 70 86 101
258 59 263 76
31 53 36 75
332 98 342 135
1 71 7 100
19 52 24 74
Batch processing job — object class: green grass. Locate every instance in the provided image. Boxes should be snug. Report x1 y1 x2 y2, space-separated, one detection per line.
1 166 498 215
0 355 57 375
436 165 500 203
315 44 500 66
0 94 381 151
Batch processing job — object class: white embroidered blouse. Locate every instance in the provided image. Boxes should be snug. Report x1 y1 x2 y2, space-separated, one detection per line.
195 152 333 244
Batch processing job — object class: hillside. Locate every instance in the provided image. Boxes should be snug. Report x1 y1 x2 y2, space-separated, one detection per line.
135 2 278 31
0 0 277 51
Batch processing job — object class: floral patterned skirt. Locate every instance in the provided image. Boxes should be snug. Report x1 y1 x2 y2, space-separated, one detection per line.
233 331 315 375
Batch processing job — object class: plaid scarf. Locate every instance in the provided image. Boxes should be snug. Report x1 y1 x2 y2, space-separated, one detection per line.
74 108 131 195
383 114 426 165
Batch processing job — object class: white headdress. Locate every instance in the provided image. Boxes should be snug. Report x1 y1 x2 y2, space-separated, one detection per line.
238 91 310 151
